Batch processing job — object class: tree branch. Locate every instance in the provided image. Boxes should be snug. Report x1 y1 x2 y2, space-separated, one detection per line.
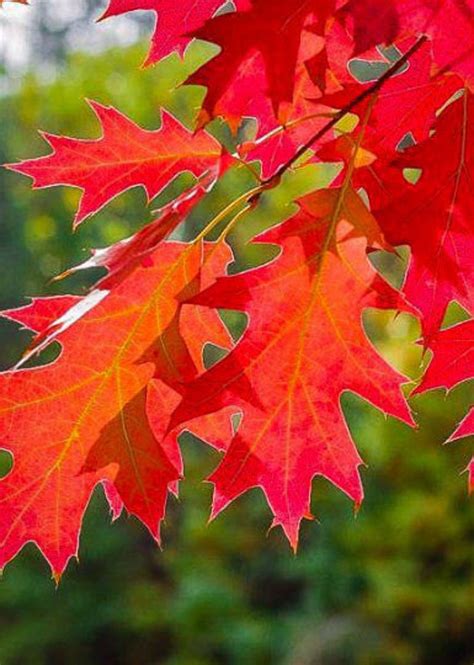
261 35 428 189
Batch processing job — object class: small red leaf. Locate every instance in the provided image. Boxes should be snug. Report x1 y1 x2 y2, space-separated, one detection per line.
7 102 223 226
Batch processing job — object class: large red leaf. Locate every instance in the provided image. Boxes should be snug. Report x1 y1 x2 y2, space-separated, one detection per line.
319 40 461 159
171 188 414 547
186 0 337 129
338 0 474 83
7 101 223 226
0 234 232 576
376 92 474 339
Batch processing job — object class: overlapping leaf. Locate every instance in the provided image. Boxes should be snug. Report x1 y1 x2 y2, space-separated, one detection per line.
319 40 461 159
416 320 474 394
171 188 414 546
186 0 330 131
2 0 474 574
183 0 422 130
397 0 474 83
377 91 474 339
0 233 232 575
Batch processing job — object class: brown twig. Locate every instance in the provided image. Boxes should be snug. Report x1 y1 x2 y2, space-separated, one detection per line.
258 35 428 192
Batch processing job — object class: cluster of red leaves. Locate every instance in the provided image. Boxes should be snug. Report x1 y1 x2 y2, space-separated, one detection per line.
1 0 473 578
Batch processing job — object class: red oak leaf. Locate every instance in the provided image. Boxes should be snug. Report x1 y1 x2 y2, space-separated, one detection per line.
59 176 216 288
449 410 474 493
6 221 235 521
238 59 332 179
100 1 252 66
337 0 400 55
171 188 414 547
415 319 474 394
415 318 474 490
376 91 474 338
0 235 231 576
186 0 335 129
7 101 223 226
337 0 474 84
397 0 474 84
319 40 461 158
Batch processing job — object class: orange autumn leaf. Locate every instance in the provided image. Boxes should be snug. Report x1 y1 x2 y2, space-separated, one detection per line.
0 234 232 576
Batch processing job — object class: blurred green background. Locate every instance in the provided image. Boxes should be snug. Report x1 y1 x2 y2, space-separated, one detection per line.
0 5 473 664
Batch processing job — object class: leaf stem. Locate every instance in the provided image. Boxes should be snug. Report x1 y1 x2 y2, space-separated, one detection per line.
191 183 264 244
